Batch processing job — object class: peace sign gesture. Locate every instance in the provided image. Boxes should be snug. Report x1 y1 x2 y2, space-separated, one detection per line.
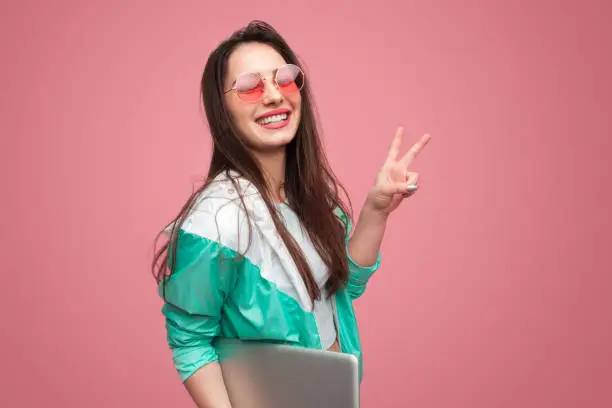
365 126 431 215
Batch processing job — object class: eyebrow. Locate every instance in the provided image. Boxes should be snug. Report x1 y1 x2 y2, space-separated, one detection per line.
232 66 282 80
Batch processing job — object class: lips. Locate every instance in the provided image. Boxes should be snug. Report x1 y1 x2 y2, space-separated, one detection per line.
255 108 292 130
255 108 291 122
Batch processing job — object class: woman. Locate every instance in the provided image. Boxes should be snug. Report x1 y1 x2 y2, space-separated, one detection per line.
153 20 430 407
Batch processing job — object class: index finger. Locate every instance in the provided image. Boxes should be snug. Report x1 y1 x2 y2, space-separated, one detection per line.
387 126 404 162
400 133 431 166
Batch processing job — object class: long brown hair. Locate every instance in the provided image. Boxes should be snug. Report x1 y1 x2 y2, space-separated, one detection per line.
152 20 352 303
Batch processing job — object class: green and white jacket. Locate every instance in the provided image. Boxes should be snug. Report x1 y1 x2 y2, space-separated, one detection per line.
159 171 381 382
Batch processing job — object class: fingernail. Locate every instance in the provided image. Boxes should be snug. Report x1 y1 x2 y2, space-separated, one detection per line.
407 184 418 191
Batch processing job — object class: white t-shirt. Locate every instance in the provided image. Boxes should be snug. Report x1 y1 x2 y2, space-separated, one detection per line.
276 203 337 349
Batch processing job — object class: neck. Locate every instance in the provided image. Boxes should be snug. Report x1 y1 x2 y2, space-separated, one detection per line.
252 148 286 203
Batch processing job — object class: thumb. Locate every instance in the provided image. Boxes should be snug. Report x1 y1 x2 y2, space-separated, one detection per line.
379 182 413 196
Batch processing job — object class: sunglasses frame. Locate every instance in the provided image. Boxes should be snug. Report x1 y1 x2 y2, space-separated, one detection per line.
223 63 305 102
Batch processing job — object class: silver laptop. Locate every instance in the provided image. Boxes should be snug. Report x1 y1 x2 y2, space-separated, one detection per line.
217 340 360 408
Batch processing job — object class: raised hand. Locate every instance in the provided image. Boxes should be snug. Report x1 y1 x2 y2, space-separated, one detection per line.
364 126 431 215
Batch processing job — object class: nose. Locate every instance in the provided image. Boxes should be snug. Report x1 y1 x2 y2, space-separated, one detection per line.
260 74 283 105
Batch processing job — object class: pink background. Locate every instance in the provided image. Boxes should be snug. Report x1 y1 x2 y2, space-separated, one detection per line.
2 0 611 407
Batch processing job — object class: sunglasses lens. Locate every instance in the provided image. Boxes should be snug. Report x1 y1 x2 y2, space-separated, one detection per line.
276 64 304 95
236 73 264 102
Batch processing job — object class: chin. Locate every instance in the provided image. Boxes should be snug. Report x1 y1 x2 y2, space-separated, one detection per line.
252 125 298 150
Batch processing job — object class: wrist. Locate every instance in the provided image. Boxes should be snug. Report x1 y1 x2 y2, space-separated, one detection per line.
361 200 391 221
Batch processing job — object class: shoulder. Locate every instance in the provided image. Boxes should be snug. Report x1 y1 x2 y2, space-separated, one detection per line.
333 206 353 232
181 171 258 253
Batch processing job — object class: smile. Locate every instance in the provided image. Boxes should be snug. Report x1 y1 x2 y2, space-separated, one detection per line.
257 113 288 125
255 111 291 129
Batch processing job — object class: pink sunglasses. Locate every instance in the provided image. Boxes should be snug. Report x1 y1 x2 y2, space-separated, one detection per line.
224 63 305 103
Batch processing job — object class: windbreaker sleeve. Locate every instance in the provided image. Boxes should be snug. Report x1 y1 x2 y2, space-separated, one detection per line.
159 203 246 382
336 208 382 300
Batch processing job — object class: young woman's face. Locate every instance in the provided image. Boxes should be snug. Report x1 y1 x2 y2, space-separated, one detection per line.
223 42 302 153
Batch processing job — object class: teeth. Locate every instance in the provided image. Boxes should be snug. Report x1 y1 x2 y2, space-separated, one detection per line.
257 113 288 125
